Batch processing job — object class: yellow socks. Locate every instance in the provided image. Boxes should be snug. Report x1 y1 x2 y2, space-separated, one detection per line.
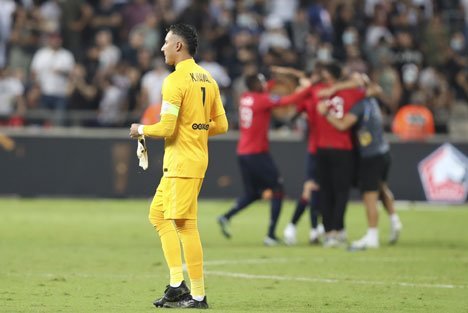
150 209 205 297
150 210 184 286
174 219 205 297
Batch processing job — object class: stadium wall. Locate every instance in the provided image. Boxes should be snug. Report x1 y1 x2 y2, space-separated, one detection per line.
1 130 467 201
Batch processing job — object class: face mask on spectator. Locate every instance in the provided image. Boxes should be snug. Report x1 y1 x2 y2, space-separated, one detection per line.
342 31 356 45
317 47 332 61
402 63 419 85
450 38 465 52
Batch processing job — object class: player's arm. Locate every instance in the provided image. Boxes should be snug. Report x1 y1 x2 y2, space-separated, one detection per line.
325 113 358 131
129 105 178 139
129 75 181 139
275 86 310 106
317 73 369 98
366 82 383 97
208 80 229 137
270 66 306 79
208 114 228 136
317 100 358 131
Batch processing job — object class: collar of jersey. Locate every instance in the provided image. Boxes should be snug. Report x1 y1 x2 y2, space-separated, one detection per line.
175 58 195 71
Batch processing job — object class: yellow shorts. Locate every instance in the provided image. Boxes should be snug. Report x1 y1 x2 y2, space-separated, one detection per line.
149 176 203 220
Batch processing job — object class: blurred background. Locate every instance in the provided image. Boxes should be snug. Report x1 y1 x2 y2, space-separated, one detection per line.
0 0 467 201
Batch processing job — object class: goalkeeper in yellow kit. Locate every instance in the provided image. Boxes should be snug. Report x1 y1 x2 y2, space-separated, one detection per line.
129 23 228 309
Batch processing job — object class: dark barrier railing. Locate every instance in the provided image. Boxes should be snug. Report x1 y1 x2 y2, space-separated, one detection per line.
1 127 467 201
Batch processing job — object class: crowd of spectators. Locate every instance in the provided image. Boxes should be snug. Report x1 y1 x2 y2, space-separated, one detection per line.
0 0 467 133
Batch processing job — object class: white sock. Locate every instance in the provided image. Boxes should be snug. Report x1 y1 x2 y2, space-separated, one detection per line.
170 281 182 288
390 214 400 224
367 228 378 240
192 295 205 301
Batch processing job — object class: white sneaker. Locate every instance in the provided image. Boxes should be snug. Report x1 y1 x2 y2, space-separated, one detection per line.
336 229 347 244
323 236 339 248
309 228 320 244
389 219 403 244
317 224 325 236
350 235 379 250
263 236 280 246
283 223 297 245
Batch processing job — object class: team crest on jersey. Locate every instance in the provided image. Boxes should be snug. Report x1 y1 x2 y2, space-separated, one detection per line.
418 143 468 203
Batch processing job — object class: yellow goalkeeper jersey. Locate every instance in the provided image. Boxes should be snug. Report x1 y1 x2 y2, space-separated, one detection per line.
161 58 225 178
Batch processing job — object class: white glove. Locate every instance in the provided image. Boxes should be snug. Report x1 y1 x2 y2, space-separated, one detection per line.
137 136 148 170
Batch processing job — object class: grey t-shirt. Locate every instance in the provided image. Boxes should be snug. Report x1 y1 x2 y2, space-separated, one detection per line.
349 97 389 157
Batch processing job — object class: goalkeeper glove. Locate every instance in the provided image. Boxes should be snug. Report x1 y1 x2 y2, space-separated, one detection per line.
136 136 148 170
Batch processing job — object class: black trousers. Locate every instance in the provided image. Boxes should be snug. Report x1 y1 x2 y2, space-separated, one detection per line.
316 149 354 233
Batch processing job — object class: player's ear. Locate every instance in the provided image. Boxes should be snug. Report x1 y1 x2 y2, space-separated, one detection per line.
176 41 183 52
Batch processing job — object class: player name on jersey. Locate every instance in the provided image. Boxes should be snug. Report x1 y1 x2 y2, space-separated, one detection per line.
190 73 211 83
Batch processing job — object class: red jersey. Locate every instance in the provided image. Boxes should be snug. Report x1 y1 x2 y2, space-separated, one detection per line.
315 87 366 150
237 89 309 155
297 83 326 154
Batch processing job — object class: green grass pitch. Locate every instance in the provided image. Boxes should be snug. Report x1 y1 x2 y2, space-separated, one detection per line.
1 198 467 313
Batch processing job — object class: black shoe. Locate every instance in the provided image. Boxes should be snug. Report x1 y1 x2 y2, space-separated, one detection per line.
309 237 321 245
217 216 231 238
163 295 209 309
153 281 190 307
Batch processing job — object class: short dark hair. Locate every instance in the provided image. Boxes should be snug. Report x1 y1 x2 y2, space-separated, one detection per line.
245 74 262 91
168 23 198 56
322 61 342 80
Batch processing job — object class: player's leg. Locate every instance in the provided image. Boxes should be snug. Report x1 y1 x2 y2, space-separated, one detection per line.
350 155 381 249
164 178 208 309
218 156 259 238
378 152 402 243
309 188 324 244
148 178 189 307
317 149 337 247
291 182 311 225
330 150 353 245
258 153 284 245
306 153 324 243
283 180 311 245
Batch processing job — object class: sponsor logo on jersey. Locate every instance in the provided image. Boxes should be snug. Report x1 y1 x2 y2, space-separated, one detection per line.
192 123 210 130
418 143 468 203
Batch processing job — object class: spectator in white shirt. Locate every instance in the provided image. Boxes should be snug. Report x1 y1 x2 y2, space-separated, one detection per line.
0 67 25 123
95 29 121 72
0 0 16 68
198 50 231 88
30 32 75 125
97 75 126 127
140 58 169 110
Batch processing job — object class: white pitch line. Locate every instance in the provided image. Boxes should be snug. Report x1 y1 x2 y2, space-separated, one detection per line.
3 257 466 290
205 270 465 289
204 258 299 266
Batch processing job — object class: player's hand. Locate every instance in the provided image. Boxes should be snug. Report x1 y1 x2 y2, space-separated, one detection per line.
129 123 141 139
317 101 329 116
317 86 336 98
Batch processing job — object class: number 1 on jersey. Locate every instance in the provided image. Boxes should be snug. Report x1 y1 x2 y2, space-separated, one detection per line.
201 87 206 106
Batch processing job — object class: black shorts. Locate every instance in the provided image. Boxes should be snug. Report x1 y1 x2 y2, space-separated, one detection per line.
305 152 317 181
238 153 282 196
359 152 391 192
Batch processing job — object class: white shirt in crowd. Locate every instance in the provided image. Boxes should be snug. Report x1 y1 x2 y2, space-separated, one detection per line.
198 61 231 88
141 69 169 105
31 47 75 97
0 0 16 67
0 76 24 115
40 0 61 33
98 85 125 125
462 0 468 24
268 0 298 23
99 45 121 70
